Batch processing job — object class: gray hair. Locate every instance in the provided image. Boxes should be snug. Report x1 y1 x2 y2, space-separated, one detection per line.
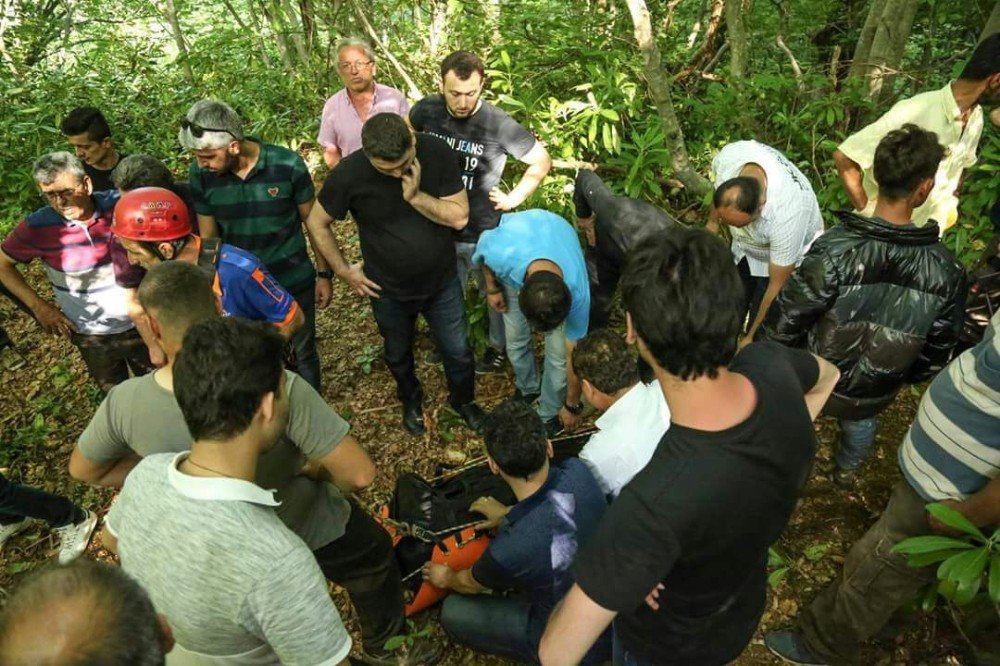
336 37 375 62
32 151 86 186
0 561 166 666
112 154 175 191
178 99 244 151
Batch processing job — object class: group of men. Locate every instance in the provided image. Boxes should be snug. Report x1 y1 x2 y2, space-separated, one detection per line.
0 32 998 666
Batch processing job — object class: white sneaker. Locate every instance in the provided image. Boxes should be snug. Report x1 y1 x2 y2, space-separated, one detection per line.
54 510 98 564
0 519 30 548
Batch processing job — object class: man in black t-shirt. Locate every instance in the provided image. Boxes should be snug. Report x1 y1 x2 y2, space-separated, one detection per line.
305 113 485 435
573 169 679 330
60 108 125 192
410 50 551 373
538 228 840 666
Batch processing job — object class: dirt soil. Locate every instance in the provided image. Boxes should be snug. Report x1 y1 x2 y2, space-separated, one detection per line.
0 224 972 665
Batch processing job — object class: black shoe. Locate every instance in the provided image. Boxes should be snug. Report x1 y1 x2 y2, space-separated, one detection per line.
512 388 541 405
456 402 486 432
475 347 507 374
544 416 564 439
402 401 425 435
833 466 858 489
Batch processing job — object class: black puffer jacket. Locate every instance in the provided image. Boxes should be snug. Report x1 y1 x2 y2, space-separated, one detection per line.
761 211 967 420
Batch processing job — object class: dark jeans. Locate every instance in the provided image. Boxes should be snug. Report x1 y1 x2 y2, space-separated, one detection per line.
290 284 322 392
0 472 82 527
737 257 769 334
441 594 539 664
798 480 937 664
312 501 406 654
369 275 475 408
613 627 655 666
71 328 154 394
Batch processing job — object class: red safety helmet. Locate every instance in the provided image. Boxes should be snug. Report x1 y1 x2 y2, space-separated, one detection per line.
113 187 191 242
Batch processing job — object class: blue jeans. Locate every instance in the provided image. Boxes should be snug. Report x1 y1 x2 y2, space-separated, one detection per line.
290 284 322 392
369 275 475 408
836 416 878 470
455 241 505 351
441 594 539 664
502 283 567 421
613 626 654 666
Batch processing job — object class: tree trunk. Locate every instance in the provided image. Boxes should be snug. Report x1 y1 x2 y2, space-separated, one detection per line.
299 0 315 49
981 1 1000 42
150 0 195 87
623 0 711 196
255 0 296 72
849 0 889 80
276 0 311 70
865 0 919 98
428 0 448 57
221 0 273 67
724 0 749 79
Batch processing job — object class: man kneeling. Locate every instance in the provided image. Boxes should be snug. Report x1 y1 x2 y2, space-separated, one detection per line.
422 399 610 664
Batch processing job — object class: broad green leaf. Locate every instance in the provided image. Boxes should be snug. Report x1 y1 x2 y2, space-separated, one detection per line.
767 546 785 567
989 553 1000 604
892 535 976 556
602 123 613 153
804 543 830 561
599 108 619 122
938 547 989 590
767 567 789 588
904 549 973 569
926 503 986 541
953 571 982 605
383 635 407 651
500 50 511 68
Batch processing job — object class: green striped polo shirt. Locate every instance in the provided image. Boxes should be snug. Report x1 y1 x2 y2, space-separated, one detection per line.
189 139 316 294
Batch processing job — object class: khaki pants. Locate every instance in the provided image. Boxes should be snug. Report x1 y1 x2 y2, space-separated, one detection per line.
798 480 936 664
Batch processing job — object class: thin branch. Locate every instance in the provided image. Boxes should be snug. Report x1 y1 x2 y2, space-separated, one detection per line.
348 0 421 100
775 35 804 89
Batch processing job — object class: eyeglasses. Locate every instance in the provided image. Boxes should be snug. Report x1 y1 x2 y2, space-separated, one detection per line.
337 60 373 72
41 186 85 203
180 118 237 139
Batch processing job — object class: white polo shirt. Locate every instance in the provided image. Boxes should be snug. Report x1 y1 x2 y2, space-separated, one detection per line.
579 381 671 497
106 452 351 666
712 141 824 277
838 82 984 231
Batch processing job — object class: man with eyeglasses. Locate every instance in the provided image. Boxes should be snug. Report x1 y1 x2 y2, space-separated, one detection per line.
410 50 552 375
0 152 151 392
306 112 486 436
318 37 409 170
180 99 330 391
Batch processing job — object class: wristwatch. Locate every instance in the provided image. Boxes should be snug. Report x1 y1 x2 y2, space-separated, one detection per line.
316 270 334 280
563 401 584 415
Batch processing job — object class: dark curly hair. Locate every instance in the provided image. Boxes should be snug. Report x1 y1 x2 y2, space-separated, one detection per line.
482 399 548 480
713 176 762 215
621 227 743 380
572 328 638 395
174 318 284 441
873 124 945 201
361 112 413 161
519 271 571 332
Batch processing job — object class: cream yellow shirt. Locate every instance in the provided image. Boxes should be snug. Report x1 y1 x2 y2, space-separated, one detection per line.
838 83 983 231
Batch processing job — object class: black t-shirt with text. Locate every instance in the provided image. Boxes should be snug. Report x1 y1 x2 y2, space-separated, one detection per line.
574 342 819 664
317 133 463 301
409 96 536 242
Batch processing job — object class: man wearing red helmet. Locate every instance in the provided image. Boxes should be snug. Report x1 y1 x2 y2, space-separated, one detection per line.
113 187 304 339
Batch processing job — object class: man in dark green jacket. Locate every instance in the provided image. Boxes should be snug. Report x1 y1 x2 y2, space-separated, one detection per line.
760 124 966 487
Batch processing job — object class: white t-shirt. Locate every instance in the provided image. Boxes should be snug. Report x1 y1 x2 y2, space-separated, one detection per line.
579 381 670 497
838 83 983 232
712 140 825 277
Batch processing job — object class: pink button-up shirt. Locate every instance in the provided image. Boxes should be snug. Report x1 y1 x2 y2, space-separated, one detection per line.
317 83 410 158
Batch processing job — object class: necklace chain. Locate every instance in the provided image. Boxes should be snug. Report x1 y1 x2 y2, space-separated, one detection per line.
184 457 233 479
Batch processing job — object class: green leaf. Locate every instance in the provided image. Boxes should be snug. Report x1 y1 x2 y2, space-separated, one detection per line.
926 503 986 541
903 549 973 569
920 583 938 611
767 567 789 588
989 553 1000 604
602 123 613 153
599 108 619 122
892 535 976 556
804 543 830 561
937 547 989 590
383 635 407 652
767 546 785 567
500 50 511 68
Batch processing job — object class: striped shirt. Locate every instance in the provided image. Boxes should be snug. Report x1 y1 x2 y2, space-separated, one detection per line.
1 192 136 335
711 141 824 277
189 140 316 294
899 312 1000 501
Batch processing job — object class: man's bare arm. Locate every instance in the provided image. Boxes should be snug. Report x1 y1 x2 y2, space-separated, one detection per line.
833 149 868 211
69 446 141 488
539 584 616 666
804 354 840 421
197 214 218 239
408 189 470 230
490 141 552 211
323 146 342 170
0 250 74 337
